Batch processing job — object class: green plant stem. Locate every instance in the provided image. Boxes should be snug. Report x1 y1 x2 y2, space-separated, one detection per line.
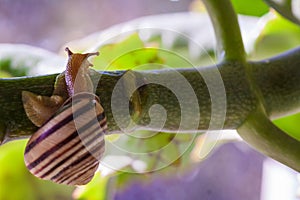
201 0 300 171
251 47 300 118
202 0 246 62
1 47 300 144
237 48 300 173
237 104 300 172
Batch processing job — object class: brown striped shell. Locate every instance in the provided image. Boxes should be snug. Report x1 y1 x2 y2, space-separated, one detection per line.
24 93 107 185
23 48 106 185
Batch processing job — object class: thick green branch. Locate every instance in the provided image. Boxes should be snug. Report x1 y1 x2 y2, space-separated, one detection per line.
202 0 246 62
1 47 300 144
251 48 300 118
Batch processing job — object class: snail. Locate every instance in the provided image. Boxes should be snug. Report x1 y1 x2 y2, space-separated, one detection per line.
22 48 107 185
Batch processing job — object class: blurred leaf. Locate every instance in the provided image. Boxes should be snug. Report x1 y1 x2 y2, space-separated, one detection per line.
105 172 165 197
93 34 163 71
109 172 142 190
231 0 269 16
0 59 27 77
251 12 300 59
0 44 65 76
92 32 210 71
273 112 300 141
103 131 196 173
0 140 74 200
73 172 108 200
105 144 198 198
0 70 11 78
264 0 300 25
157 49 198 69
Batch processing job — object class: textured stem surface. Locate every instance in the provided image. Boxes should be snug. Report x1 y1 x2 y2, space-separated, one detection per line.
1 47 300 144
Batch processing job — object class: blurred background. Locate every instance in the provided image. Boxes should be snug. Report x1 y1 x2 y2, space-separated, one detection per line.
0 0 193 52
1 0 300 200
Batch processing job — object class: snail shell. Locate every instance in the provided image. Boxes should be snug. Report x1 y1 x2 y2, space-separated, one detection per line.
23 48 106 185
24 92 107 185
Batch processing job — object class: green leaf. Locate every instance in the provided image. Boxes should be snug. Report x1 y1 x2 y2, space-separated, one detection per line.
93 34 163 71
86 32 212 71
0 59 27 77
231 0 269 16
0 44 65 76
0 70 12 78
108 172 142 190
251 13 300 59
273 112 300 141
264 0 300 25
0 140 74 200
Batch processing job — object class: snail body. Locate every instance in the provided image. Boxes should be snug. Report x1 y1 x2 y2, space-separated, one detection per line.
22 48 106 185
